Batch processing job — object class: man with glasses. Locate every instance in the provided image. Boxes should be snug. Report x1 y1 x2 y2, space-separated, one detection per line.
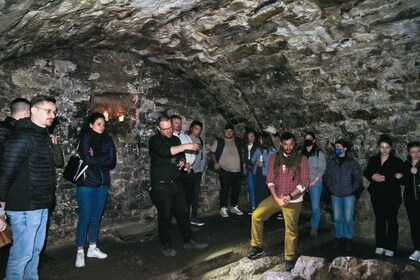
149 116 208 257
0 95 58 279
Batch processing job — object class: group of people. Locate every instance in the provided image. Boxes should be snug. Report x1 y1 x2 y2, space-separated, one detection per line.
209 123 419 271
0 97 117 278
0 96 419 278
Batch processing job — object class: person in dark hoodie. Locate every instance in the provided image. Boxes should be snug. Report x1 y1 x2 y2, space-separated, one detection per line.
364 134 403 257
74 113 116 268
0 95 58 280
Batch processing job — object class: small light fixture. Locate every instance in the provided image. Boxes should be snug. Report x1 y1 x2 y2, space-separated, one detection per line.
103 111 109 122
119 114 124 122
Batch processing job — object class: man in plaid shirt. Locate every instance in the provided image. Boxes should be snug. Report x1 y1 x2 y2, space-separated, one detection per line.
247 132 309 271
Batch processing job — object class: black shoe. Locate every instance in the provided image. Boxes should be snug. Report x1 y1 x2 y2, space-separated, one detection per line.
183 240 208 250
161 244 177 257
190 219 205 226
247 247 264 260
345 238 353 252
332 238 342 249
285 260 295 271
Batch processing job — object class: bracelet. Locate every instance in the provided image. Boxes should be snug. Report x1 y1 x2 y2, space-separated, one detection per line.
288 193 294 200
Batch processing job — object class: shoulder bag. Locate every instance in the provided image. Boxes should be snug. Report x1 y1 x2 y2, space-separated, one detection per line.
63 141 88 184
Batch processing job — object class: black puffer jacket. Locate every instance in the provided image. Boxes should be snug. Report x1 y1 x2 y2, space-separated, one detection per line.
0 116 16 162
0 118 56 211
75 131 116 188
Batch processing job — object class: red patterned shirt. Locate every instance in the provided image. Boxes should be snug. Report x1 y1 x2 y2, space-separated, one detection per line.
266 153 310 202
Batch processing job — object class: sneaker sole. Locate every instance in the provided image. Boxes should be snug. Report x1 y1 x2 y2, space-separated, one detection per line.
247 252 264 260
87 254 108 259
191 222 205 226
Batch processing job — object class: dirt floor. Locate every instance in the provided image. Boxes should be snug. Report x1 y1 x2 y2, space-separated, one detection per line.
38 211 420 279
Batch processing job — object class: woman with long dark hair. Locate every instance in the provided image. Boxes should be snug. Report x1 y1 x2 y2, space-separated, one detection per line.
364 134 403 257
242 129 259 213
251 132 277 207
74 113 116 268
301 131 326 237
401 141 420 261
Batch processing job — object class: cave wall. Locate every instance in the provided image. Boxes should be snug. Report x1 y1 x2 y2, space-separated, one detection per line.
0 0 419 249
0 49 234 244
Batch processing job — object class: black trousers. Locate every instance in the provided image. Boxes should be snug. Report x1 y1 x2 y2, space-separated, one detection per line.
181 172 195 217
0 244 10 278
405 198 420 250
218 169 242 208
370 193 401 251
191 172 203 219
150 181 192 245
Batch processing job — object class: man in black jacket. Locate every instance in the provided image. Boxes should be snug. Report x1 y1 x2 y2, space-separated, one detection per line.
0 98 30 161
0 97 30 279
149 116 208 257
0 95 57 280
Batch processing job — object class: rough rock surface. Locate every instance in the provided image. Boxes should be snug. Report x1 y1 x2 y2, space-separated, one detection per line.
0 0 419 245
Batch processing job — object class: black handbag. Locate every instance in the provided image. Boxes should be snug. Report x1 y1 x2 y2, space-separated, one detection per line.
63 142 88 183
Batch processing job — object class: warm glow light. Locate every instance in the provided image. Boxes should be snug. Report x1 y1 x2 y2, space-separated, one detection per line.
103 111 109 121
119 115 124 122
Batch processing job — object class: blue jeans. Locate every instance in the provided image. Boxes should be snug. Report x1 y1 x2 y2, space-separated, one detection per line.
76 186 109 247
308 181 323 228
6 209 48 280
246 166 256 209
331 195 355 239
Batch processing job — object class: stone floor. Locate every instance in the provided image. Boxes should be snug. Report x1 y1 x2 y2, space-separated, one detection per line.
39 211 420 279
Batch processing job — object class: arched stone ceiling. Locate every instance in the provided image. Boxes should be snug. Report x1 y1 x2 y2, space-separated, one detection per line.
1 0 419 139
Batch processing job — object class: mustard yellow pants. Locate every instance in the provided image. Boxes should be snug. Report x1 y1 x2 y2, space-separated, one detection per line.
250 195 302 261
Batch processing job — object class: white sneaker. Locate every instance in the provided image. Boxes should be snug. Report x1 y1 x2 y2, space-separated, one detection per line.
229 206 243 216
75 251 85 268
409 250 420 261
374 247 385 255
220 207 229 218
384 250 394 257
87 247 108 259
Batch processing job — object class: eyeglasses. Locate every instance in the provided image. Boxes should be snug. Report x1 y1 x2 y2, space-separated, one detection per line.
34 106 57 116
159 126 173 132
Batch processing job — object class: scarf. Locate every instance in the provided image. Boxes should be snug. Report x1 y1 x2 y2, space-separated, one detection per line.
274 148 302 179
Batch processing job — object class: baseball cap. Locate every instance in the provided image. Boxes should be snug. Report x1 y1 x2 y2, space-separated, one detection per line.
263 125 277 135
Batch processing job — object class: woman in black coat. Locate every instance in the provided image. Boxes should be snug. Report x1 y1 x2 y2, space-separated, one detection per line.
363 134 403 257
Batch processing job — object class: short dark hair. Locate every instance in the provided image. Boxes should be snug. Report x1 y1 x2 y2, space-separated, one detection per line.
10 98 30 114
407 141 420 152
377 134 393 147
335 139 351 149
169 114 182 121
88 112 105 125
190 120 203 130
157 115 170 126
30 95 56 107
280 132 295 142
